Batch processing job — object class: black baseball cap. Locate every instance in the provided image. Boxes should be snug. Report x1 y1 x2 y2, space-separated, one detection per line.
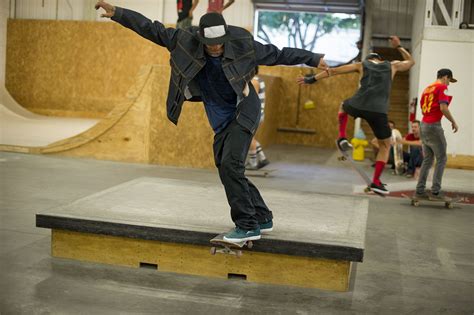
437 68 457 83
198 13 230 45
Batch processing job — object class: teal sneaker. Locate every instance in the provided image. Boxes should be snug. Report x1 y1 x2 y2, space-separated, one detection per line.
223 226 261 243
259 220 273 233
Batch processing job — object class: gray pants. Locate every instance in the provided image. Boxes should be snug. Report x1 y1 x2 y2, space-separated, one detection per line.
176 17 192 29
416 122 447 194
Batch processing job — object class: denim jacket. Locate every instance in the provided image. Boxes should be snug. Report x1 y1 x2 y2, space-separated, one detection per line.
112 7 324 132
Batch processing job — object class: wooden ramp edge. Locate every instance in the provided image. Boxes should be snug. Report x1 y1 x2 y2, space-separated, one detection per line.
0 65 154 160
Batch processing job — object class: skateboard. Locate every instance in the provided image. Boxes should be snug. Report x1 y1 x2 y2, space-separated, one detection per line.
392 130 405 175
245 168 276 178
210 233 254 257
401 193 462 209
336 140 385 198
393 142 405 175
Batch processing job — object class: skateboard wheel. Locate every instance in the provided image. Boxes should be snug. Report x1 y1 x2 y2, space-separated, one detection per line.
446 202 454 209
210 247 216 255
364 187 370 193
247 241 253 249
236 250 242 257
413 201 419 207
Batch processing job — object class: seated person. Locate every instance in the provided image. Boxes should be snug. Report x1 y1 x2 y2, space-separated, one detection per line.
398 120 422 178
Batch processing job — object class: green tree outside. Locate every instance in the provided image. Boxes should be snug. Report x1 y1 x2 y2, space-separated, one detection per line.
257 11 360 52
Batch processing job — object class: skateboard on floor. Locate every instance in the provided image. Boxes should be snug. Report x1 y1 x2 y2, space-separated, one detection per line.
401 193 462 209
392 142 405 175
245 168 276 178
336 140 385 198
210 232 254 257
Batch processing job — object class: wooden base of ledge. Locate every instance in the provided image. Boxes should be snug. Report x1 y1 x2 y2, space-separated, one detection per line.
52 229 352 292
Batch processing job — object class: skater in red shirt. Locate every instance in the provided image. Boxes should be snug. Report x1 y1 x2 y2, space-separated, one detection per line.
415 69 459 200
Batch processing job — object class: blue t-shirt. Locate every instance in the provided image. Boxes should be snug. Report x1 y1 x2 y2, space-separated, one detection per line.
196 55 237 133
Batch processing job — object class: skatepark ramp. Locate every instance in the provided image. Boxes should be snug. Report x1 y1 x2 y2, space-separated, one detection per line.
0 65 155 161
0 87 99 148
1 65 283 169
36 177 368 292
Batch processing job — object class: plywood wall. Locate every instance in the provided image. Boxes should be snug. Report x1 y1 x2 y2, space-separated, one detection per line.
258 66 359 148
6 19 169 117
5 19 361 167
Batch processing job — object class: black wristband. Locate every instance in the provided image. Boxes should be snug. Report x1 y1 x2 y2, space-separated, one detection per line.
304 75 317 84
397 45 403 48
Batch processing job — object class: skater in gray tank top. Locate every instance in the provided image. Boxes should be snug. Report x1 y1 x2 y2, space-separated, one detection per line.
297 35 414 195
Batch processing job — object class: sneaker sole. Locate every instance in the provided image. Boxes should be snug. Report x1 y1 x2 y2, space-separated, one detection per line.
223 234 261 243
260 227 273 234
370 187 390 195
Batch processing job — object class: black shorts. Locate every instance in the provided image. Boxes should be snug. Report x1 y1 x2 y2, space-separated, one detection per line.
342 103 391 139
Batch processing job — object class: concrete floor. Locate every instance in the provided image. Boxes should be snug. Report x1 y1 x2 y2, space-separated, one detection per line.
1 145 473 314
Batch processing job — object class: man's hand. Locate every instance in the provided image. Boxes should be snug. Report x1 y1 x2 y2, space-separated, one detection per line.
296 75 316 85
296 76 307 85
389 35 401 48
95 1 115 18
452 122 459 133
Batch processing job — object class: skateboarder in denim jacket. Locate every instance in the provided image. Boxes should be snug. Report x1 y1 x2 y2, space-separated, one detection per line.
297 35 414 195
95 1 328 242
415 69 459 200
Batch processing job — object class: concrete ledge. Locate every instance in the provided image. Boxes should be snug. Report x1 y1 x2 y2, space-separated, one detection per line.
37 215 363 262
37 177 368 291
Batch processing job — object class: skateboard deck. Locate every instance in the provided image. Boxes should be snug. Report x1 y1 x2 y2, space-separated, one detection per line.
210 233 254 257
393 143 405 175
246 168 276 178
401 193 462 209
336 140 385 198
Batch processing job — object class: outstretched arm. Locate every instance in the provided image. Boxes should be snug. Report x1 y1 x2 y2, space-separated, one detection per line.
95 1 179 51
399 138 422 146
254 41 326 69
389 36 414 76
297 63 361 85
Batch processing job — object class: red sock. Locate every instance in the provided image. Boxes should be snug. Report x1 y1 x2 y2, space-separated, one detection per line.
338 112 348 138
373 161 385 185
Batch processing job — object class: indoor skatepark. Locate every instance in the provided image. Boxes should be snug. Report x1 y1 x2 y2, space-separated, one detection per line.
1 0 473 314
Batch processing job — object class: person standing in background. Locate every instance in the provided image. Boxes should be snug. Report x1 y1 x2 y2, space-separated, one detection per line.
207 0 234 13
176 0 199 29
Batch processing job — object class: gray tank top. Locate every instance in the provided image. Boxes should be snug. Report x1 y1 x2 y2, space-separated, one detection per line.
345 60 392 114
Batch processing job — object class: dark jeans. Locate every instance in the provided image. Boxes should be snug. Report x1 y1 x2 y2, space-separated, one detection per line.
406 146 423 175
213 120 273 230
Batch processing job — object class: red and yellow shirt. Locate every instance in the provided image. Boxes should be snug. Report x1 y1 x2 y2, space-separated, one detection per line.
420 82 453 123
208 0 224 12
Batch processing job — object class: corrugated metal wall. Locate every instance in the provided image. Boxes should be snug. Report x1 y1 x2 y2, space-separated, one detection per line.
370 0 415 47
